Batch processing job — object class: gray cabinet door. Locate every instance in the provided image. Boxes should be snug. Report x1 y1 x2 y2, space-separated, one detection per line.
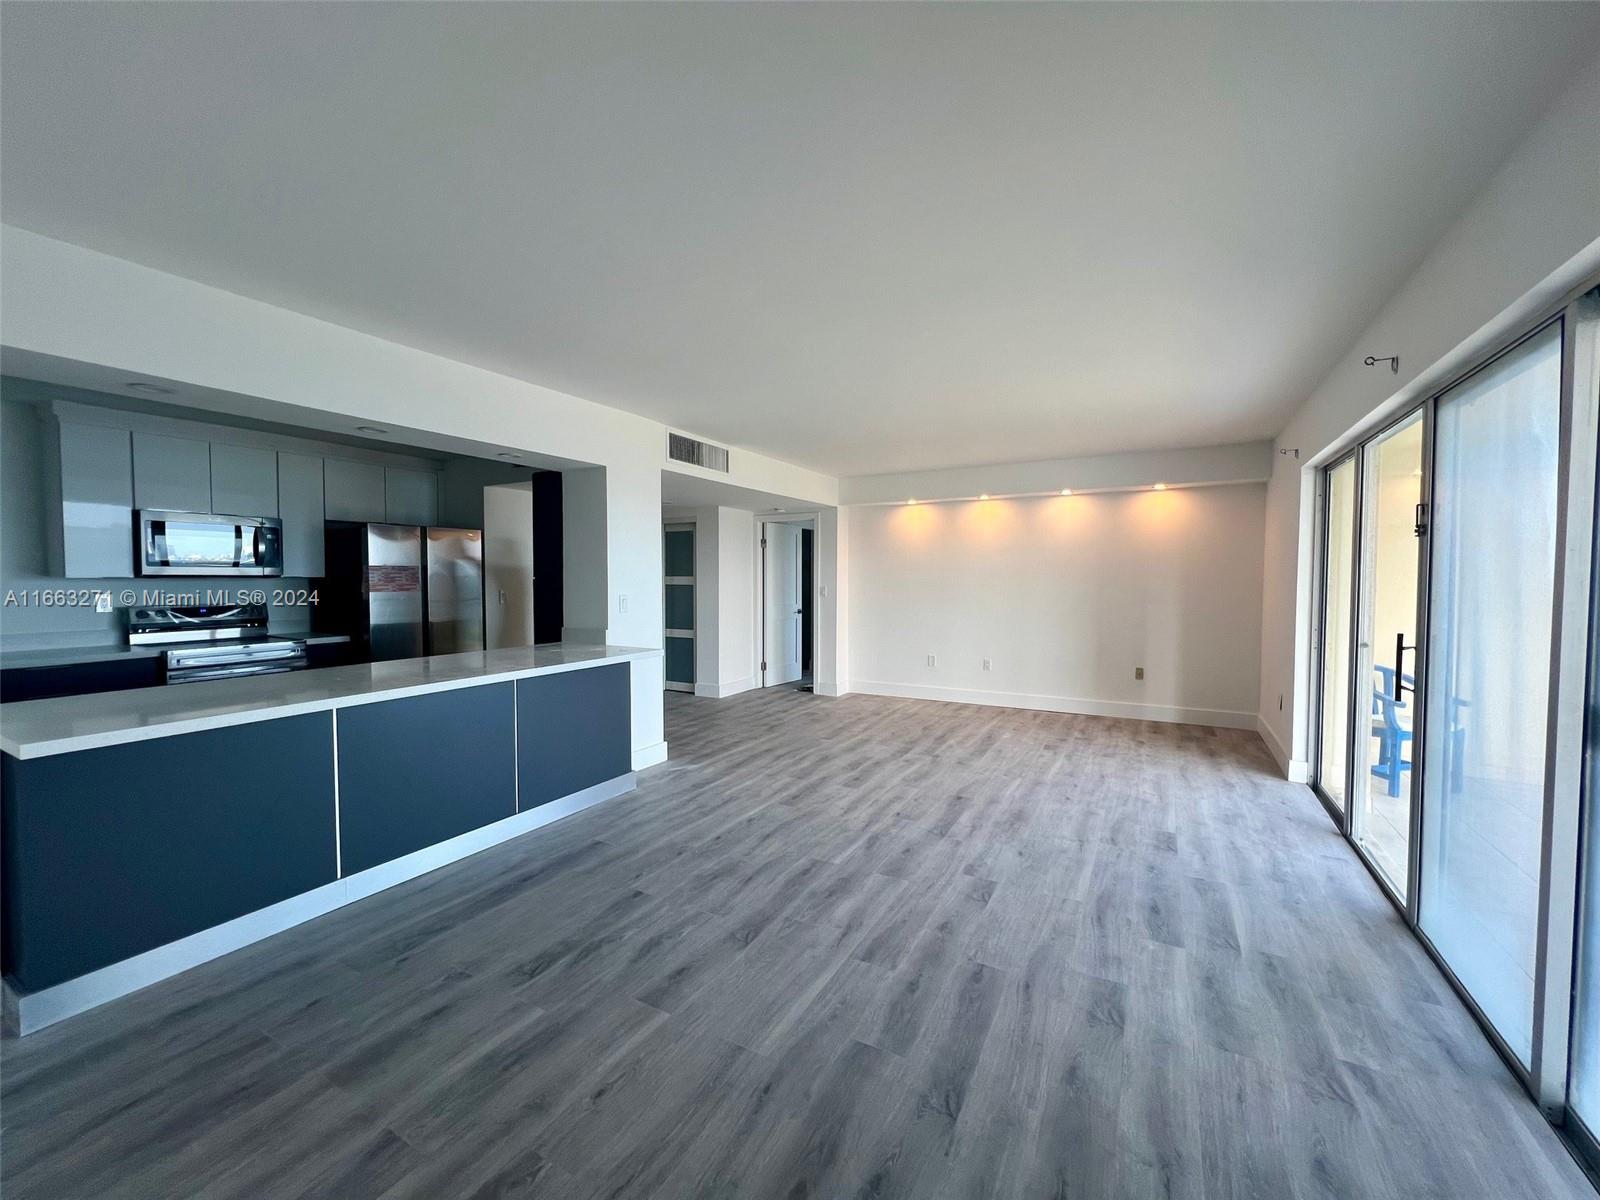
210 443 279 517
323 459 386 522
384 467 438 526
277 452 326 577
56 422 134 578
133 432 212 513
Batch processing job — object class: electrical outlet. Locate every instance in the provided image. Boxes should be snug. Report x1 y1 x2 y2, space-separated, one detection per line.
1134 666 1145 680
982 658 992 671
927 653 937 667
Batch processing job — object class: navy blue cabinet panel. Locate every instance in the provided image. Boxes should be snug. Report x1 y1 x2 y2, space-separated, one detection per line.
336 682 516 875
1 714 337 992
516 663 631 809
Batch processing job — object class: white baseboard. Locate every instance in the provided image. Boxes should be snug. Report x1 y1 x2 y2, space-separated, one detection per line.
632 740 669 770
850 680 1257 730
1256 715 1311 782
813 679 850 698
3 772 637 1037
693 676 755 699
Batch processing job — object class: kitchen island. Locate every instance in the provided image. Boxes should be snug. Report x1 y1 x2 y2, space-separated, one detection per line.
0 643 659 1034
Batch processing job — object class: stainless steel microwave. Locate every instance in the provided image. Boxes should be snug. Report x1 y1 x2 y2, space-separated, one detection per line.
135 510 284 577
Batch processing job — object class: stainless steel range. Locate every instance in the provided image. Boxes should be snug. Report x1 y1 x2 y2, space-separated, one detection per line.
127 604 307 684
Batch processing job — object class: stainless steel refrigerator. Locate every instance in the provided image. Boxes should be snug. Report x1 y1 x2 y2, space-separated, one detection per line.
423 527 484 654
318 523 484 662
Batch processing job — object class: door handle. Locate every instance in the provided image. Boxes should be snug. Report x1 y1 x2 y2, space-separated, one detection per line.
1394 634 1416 700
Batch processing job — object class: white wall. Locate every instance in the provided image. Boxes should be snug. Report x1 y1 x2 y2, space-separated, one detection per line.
561 466 609 642
0 227 839 770
715 508 758 695
1258 53 1600 780
848 484 1265 727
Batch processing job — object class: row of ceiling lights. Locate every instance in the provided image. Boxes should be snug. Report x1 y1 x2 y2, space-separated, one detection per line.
906 481 1169 505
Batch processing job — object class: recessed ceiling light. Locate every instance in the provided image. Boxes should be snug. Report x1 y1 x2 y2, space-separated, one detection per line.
1153 482 1168 491
356 425 387 435
979 493 990 500
1061 488 1073 495
125 381 174 395
906 498 917 505
498 452 522 460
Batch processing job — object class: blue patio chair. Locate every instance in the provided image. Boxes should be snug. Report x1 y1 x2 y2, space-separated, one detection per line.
1371 665 1413 798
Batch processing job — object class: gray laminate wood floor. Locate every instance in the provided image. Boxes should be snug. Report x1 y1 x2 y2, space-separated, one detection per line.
2 690 1592 1199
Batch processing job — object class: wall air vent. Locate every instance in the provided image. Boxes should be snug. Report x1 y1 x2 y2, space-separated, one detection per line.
667 432 730 473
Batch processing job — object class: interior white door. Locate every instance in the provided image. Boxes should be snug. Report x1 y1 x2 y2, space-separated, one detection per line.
763 522 804 686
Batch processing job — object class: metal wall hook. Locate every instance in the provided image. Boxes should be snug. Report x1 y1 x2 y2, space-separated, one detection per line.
1364 354 1400 375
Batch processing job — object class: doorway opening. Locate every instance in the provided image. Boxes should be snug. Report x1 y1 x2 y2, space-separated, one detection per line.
761 518 815 690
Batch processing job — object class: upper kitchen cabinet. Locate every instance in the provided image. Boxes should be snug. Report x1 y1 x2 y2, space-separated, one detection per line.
323 459 387 523
132 432 211 513
210 444 279 517
53 421 134 578
277 453 326 577
384 467 438 526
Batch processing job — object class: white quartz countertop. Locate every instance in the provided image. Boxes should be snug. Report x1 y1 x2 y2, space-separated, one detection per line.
0 643 659 759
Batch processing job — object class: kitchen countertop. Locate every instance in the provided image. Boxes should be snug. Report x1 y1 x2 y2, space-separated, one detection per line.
0 633 351 670
0 643 660 759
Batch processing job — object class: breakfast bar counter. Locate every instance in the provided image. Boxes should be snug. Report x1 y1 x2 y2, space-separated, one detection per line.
0 643 660 1033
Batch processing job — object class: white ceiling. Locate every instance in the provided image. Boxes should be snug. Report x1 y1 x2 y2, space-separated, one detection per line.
3 4 1597 478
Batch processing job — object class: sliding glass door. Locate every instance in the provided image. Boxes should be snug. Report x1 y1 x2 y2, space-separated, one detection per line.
1562 288 1600 1144
1308 284 1599 1132
1350 412 1426 898
1417 321 1563 1069
1314 455 1358 816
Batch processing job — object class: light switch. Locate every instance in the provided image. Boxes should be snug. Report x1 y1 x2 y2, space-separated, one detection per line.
618 594 629 614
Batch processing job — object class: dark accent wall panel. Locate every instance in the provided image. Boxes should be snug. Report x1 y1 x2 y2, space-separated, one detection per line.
1 713 337 992
516 663 631 809
336 682 516 875
531 470 564 644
